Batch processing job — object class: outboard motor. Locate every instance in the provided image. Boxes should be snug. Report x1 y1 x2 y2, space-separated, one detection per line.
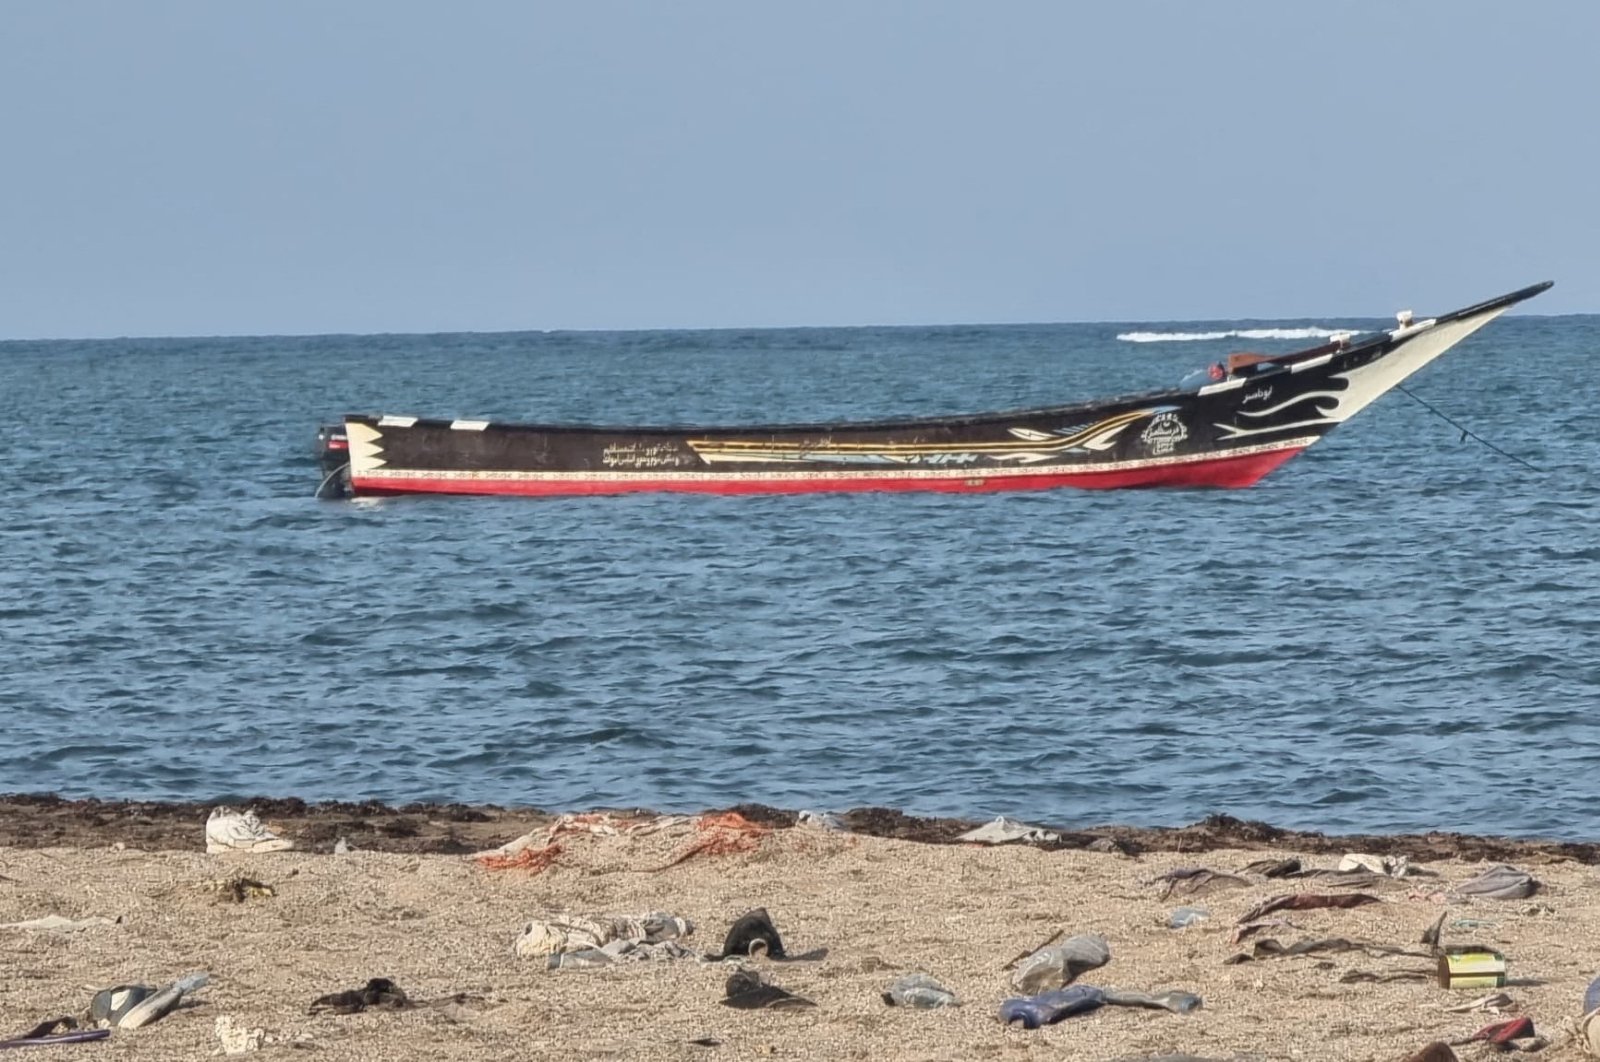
315 423 351 498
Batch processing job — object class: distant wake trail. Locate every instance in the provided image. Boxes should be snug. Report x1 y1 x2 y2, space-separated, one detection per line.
1116 326 1355 343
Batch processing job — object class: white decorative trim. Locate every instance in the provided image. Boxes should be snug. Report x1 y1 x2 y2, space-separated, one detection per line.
378 415 418 427
450 420 490 431
351 437 1320 485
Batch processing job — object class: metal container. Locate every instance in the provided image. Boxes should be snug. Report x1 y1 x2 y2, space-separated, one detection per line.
1437 947 1508 989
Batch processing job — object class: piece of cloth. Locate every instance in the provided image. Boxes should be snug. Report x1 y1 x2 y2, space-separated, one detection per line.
958 816 1059 845
309 978 411 1015
514 912 693 958
1148 868 1253 899
1236 892 1379 922
1456 865 1539 900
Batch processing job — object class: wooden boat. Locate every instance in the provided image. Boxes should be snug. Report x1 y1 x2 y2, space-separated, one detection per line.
323 282 1550 498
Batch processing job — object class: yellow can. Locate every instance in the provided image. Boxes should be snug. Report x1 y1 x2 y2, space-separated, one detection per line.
1437 947 1508 989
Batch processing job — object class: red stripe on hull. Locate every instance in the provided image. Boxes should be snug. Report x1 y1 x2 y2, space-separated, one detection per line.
351 446 1307 497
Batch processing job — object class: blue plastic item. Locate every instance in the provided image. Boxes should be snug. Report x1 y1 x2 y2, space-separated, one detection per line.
998 985 1106 1029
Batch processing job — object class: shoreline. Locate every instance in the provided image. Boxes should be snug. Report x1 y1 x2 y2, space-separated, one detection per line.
4 794 1598 1059
5 793 1598 864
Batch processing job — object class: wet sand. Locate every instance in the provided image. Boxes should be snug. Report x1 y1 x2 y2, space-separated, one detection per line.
2 797 1598 1060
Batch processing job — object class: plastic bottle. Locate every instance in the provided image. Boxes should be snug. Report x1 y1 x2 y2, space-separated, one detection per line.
882 973 958 1009
1168 906 1210 929
1011 934 1111 993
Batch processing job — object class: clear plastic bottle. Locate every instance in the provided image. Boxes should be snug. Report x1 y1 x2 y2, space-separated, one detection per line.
882 973 958 1008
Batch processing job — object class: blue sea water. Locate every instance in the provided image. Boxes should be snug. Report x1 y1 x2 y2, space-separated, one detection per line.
2 309 1597 838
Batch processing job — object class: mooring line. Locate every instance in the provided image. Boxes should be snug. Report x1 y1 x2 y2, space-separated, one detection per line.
1395 384 1541 473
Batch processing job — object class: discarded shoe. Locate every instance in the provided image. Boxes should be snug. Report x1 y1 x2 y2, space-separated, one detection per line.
90 973 209 1030
0 1018 110 1048
999 985 1106 1029
711 909 786 960
720 970 815 1010
309 978 411 1015
206 807 294 854
1010 934 1110 993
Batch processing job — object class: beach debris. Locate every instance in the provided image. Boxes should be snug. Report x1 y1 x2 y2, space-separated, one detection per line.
1453 1015 1536 1047
1456 864 1539 900
720 970 814 1010
1102 988 1202 1014
1236 892 1379 922
882 973 959 1008
215 1015 266 1054
0 1018 109 1049
547 939 698 968
472 813 695 874
1337 852 1423 878
704 908 821 961
1338 969 1434 984
90 972 209 1030
205 806 294 854
797 810 847 832
1168 906 1210 929
1086 835 1138 855
1239 857 1301 878
1399 1043 1459 1062
1224 937 1432 966
957 816 1059 845
1585 973 1600 1014
0 914 117 933
1232 918 1298 945
1441 991 1516 1014
1437 946 1508 990
655 812 773 869
999 985 1105 1029
308 977 411 1015
203 875 275 903
333 836 353 855
1147 868 1252 899
515 912 693 959
1579 1005 1600 1056
1010 934 1110 993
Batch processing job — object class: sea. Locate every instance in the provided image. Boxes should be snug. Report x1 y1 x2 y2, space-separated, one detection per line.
3 310 1596 840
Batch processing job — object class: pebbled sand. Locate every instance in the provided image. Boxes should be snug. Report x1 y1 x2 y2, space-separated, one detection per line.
2 812 1598 1061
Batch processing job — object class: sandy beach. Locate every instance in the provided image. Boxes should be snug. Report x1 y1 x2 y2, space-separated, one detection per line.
2 800 1597 1060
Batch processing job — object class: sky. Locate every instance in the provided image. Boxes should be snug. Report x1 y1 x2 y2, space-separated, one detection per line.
1 1 1595 339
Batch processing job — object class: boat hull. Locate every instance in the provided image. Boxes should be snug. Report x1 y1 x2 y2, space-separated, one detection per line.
331 282 1550 498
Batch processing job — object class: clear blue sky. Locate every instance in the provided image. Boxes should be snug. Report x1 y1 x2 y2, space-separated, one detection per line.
2 1 1593 338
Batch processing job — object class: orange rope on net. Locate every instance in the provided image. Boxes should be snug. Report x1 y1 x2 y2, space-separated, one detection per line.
652 812 771 871
476 841 564 874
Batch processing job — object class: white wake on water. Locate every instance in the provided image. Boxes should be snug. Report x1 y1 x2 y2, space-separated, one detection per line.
1116 326 1356 343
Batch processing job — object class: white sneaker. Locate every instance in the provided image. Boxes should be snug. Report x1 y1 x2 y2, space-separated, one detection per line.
205 806 294 854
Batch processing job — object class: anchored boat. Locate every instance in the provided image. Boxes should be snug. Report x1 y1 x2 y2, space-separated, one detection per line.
319 282 1550 498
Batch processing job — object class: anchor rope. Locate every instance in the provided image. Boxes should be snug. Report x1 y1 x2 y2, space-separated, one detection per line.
1394 384 1541 473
